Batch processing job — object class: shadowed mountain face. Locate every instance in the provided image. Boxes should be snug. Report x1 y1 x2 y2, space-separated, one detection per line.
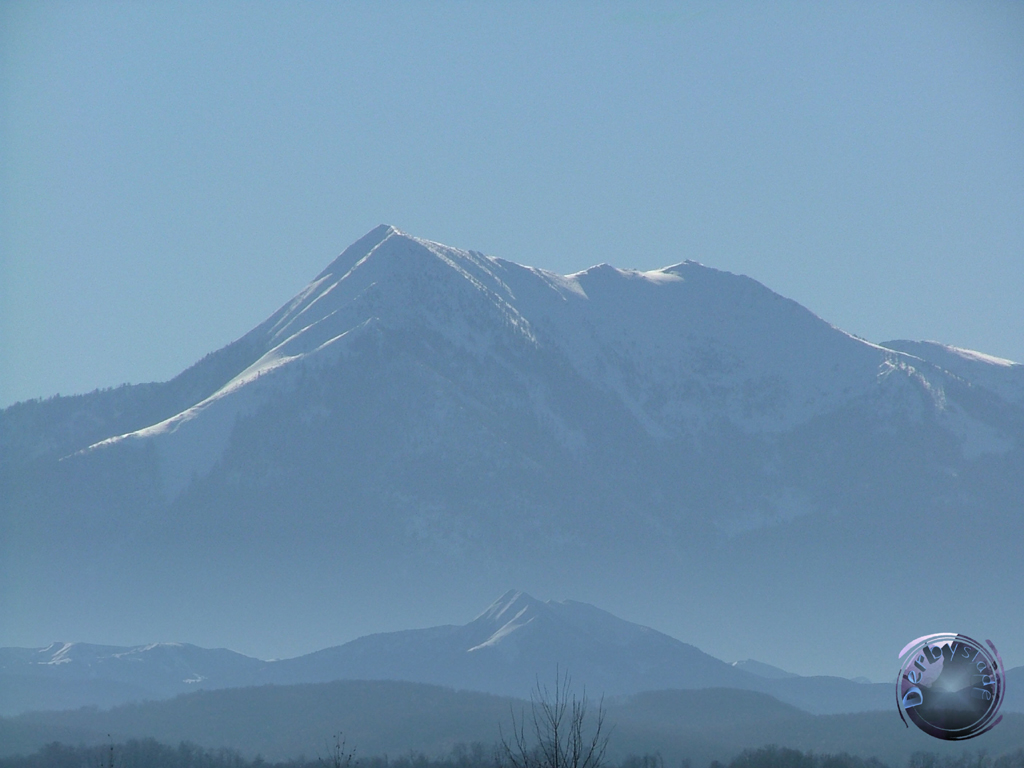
2 226 1022 680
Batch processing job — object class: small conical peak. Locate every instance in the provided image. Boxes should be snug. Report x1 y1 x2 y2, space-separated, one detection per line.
731 659 800 679
319 225 468 283
314 224 401 281
369 223 399 238
475 589 546 624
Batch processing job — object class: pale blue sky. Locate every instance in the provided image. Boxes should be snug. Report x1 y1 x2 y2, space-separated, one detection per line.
2 1 1022 407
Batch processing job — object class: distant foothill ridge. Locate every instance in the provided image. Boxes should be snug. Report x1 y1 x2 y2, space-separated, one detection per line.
0 590 942 718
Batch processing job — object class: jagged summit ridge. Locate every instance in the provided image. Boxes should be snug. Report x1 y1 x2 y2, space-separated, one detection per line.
78 225 965 497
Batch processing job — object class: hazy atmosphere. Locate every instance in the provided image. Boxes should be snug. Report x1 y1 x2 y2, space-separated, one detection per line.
2 1 1022 407
2 3 1023 765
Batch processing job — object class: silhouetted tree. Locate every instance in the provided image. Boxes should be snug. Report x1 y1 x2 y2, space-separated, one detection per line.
320 732 355 768
499 670 609 768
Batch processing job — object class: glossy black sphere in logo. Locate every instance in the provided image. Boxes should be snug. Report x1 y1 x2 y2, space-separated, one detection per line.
896 633 1005 740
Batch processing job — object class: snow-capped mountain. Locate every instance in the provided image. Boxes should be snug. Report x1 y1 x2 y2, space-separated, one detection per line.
2 226 1022 682
75 226 1021 495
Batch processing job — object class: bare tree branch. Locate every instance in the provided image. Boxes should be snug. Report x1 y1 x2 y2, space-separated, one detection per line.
499 669 610 768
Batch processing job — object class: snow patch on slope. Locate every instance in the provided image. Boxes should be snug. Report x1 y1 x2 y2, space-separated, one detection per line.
82 319 380 497
882 339 1024 406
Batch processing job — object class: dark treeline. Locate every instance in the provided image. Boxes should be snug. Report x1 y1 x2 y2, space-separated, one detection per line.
2 741 1023 768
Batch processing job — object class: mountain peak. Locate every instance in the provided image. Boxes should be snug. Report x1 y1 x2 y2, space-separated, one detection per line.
309 223 464 285
474 590 546 625
731 659 800 680
313 224 399 281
